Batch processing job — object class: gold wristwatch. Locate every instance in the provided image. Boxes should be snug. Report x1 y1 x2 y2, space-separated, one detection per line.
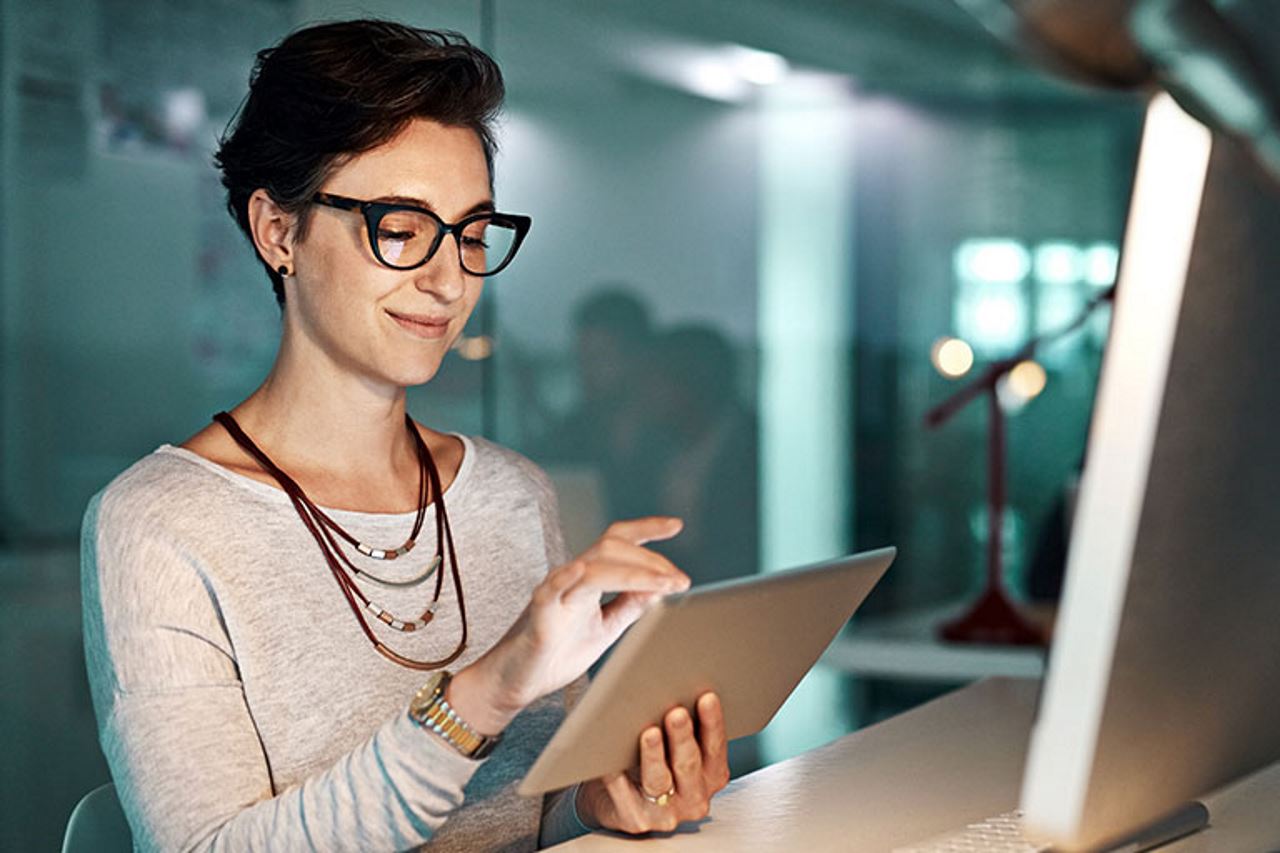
408 670 502 760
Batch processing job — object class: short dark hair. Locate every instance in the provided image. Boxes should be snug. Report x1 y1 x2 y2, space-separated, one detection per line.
215 20 505 304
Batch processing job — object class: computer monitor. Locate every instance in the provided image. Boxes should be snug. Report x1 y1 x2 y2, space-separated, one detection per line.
1019 92 1280 850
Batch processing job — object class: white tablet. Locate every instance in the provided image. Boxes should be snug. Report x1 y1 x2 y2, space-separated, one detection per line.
518 547 895 795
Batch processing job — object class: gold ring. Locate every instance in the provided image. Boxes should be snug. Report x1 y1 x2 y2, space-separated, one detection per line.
641 785 676 807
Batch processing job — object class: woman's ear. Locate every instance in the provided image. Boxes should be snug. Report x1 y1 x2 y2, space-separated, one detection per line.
247 189 296 275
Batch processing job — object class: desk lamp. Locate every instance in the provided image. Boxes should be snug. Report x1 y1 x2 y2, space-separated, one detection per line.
928 0 1280 646
924 288 1113 646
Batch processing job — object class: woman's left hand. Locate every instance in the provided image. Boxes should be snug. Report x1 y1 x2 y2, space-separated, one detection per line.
575 692 731 834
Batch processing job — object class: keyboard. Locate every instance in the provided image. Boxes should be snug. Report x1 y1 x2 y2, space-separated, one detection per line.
894 810 1048 853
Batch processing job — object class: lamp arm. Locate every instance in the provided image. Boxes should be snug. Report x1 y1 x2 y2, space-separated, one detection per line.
924 284 1115 429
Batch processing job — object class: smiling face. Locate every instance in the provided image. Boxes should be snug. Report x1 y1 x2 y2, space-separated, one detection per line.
276 118 492 392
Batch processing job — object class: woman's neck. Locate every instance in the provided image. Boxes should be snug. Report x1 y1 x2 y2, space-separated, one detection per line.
232 336 416 489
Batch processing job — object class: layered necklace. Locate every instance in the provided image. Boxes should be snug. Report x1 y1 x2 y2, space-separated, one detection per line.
213 411 467 671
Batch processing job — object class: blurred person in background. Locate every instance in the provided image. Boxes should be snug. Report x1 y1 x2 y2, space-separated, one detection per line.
647 325 758 587
532 288 664 521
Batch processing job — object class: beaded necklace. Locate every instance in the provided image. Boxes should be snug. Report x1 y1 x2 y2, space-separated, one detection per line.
213 411 467 671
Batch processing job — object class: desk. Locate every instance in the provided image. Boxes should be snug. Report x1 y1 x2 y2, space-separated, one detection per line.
547 678 1280 852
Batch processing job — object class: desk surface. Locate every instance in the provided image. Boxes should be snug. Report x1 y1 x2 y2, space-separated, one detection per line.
548 678 1280 852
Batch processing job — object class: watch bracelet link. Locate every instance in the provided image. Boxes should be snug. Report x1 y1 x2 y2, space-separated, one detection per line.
408 670 502 759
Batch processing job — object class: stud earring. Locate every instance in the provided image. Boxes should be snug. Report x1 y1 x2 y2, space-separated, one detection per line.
277 264 291 278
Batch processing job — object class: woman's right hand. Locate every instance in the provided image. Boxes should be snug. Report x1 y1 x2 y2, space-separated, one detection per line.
446 517 687 734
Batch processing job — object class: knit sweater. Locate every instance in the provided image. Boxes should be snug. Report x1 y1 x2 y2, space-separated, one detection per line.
81 435 588 851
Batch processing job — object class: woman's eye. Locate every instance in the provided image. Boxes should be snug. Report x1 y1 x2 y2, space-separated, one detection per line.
379 230 415 242
461 236 489 249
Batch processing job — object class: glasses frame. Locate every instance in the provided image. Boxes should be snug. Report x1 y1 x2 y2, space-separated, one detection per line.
311 192 532 277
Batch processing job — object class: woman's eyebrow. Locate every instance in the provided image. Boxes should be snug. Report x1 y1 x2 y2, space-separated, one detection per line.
374 195 496 216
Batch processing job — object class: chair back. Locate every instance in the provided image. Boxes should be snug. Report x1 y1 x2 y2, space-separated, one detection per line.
62 782 132 853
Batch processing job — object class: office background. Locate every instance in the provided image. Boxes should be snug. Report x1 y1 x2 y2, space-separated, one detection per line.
0 0 1142 848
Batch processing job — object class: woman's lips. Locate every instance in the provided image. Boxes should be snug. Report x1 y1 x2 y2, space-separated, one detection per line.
387 310 451 339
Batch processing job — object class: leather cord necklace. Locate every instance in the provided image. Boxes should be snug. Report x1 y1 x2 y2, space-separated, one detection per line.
309 442 439 590
304 440 440 589
213 411 441 606
311 457 427 562
213 411 468 671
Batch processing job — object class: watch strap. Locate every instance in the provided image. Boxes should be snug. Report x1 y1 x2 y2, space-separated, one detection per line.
408 671 502 760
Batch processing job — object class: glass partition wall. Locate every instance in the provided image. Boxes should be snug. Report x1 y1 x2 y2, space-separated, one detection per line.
0 0 1142 847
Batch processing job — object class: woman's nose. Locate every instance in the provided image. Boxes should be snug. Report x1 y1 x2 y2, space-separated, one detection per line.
412 235 467 302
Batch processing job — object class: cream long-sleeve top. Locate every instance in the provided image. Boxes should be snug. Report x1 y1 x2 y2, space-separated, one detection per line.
81 435 589 852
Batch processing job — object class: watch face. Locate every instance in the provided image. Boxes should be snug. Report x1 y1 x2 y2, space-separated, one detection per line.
410 671 448 716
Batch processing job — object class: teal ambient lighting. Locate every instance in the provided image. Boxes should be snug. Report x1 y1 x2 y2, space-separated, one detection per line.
1034 242 1084 286
953 239 1031 357
1083 242 1120 288
953 238 1031 284
758 76 854 767
1037 280 1085 341
954 279 1029 357
953 239 1118 360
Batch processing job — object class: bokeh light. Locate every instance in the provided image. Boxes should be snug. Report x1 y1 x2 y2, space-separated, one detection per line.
1034 242 1084 285
931 336 975 378
954 239 1031 285
731 46 789 85
1083 242 1120 288
1008 359 1047 399
453 335 494 361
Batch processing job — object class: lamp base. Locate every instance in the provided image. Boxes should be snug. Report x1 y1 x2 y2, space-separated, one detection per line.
939 586 1044 646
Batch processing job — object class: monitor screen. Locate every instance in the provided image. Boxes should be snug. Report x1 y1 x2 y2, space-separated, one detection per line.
1020 92 1280 850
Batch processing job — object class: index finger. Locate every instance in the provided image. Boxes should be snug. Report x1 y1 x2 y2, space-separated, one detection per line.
563 561 688 606
605 516 684 546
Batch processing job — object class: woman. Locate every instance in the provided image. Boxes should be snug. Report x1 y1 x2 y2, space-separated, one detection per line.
81 20 729 851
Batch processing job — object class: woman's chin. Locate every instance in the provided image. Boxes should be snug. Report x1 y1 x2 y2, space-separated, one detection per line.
388 361 445 389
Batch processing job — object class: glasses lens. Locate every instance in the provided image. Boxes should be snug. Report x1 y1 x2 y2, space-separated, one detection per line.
459 216 520 275
375 210 438 268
